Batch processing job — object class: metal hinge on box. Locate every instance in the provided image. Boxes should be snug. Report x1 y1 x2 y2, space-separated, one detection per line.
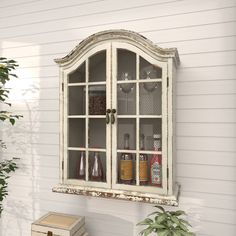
167 77 169 87
62 82 64 92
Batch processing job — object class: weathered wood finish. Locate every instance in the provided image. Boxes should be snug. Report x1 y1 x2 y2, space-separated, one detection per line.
54 30 180 66
54 29 179 205
52 183 180 206
1 1 236 235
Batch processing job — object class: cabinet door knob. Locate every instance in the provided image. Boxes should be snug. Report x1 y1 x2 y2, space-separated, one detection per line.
106 109 111 124
110 109 116 124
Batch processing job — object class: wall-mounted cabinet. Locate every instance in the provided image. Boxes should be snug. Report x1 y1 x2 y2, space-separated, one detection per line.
53 30 180 206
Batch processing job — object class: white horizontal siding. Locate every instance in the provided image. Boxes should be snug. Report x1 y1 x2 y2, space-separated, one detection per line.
1 0 236 236
177 94 236 109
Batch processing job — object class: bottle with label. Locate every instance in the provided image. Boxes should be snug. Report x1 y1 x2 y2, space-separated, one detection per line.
139 134 148 185
77 151 85 179
90 152 103 182
150 134 162 187
120 133 133 184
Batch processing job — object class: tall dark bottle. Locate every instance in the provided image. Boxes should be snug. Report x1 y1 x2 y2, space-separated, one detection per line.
139 134 148 185
77 151 85 179
90 152 103 182
120 133 133 184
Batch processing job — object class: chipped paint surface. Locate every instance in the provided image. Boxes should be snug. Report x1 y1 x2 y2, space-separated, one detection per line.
52 184 180 206
54 29 180 67
54 29 179 206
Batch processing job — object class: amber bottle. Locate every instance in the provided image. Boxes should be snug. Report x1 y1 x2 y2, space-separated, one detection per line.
120 133 133 184
139 134 148 185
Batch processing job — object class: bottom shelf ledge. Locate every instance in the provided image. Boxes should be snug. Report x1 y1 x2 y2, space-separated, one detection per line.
52 183 180 206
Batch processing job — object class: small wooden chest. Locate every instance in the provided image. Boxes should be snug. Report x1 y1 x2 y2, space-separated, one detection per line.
31 212 87 236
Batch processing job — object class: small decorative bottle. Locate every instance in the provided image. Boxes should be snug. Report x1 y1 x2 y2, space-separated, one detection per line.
91 152 103 182
139 134 148 185
77 151 85 180
120 133 133 184
150 134 162 186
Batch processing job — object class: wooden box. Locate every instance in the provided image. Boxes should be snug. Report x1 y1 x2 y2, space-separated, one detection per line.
32 212 87 236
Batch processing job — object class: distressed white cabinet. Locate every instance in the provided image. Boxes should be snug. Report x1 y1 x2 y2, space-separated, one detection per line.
53 30 180 206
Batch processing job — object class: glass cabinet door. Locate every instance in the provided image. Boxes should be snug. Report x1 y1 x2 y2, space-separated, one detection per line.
112 43 168 194
65 46 111 188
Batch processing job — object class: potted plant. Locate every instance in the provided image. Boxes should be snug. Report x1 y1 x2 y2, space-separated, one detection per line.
0 57 21 216
137 205 196 236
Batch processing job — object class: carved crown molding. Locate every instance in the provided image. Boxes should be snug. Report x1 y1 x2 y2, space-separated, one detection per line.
54 29 180 67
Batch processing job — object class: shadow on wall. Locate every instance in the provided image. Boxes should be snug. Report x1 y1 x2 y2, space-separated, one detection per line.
85 212 134 236
0 198 30 236
0 40 57 236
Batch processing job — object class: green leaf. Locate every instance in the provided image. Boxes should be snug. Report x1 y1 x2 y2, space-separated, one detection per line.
156 213 168 224
151 222 166 229
148 211 161 217
173 231 182 236
179 223 188 232
178 230 196 236
139 226 153 236
179 219 192 227
171 215 180 225
9 118 15 125
154 205 166 212
172 210 186 216
157 229 170 236
137 218 153 226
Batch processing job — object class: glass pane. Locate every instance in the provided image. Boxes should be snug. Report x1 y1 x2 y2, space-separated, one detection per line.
117 49 136 81
68 118 85 148
89 151 106 182
89 50 106 82
88 118 106 149
139 119 161 151
140 57 162 80
89 85 106 115
68 86 86 115
117 152 136 185
68 62 85 83
117 118 136 150
138 153 162 187
117 83 136 115
139 82 162 115
68 150 86 180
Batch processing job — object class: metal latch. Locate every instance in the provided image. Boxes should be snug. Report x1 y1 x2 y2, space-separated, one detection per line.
47 231 53 236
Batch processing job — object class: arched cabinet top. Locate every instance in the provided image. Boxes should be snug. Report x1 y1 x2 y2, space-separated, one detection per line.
54 29 180 67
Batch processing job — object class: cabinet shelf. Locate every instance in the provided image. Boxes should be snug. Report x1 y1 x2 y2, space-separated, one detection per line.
117 149 162 155
68 147 106 152
53 183 180 206
68 81 107 87
116 78 162 84
117 115 162 119
68 115 106 118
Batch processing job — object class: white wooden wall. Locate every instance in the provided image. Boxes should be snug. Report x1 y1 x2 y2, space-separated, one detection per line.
0 0 236 235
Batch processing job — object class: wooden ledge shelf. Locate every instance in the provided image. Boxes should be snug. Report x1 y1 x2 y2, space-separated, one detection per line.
52 183 180 206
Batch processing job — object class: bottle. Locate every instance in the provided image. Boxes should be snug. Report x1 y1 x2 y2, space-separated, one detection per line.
77 151 85 179
90 152 103 181
139 134 148 185
150 134 162 186
120 133 133 184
